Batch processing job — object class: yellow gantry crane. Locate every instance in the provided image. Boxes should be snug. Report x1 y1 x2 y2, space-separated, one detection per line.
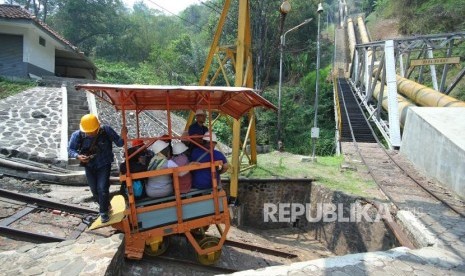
185 0 257 203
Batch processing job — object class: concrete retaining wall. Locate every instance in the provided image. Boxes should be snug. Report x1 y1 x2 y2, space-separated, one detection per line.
224 179 397 255
301 184 397 255
400 107 465 199
224 179 312 229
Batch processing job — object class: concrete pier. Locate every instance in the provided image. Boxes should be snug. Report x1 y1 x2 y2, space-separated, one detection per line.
400 107 465 199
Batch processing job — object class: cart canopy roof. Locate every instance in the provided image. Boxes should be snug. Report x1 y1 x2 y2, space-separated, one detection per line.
76 84 276 119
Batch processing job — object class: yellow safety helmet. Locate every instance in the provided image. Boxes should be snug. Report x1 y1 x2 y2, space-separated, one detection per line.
80 114 100 133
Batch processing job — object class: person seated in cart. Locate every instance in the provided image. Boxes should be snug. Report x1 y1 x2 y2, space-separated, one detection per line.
171 141 192 194
191 132 229 189
145 140 177 198
119 139 154 198
119 139 154 174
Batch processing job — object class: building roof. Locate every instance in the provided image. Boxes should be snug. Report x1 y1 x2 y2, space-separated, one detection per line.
0 4 77 51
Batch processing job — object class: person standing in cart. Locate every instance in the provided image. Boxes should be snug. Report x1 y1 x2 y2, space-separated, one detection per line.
188 109 208 150
68 114 125 223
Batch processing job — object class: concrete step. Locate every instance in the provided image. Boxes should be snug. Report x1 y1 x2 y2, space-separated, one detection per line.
66 159 85 172
69 107 87 112
68 126 79 133
69 105 89 111
70 110 88 116
68 98 87 103
69 114 88 122
72 93 87 99
68 127 80 134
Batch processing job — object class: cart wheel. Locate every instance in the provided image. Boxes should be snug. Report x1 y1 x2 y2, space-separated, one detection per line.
144 236 170 256
196 236 221 265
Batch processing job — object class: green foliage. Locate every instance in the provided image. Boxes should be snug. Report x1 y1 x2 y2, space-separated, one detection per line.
360 0 375 14
48 0 128 55
369 0 465 101
212 116 233 146
0 77 36 100
375 0 465 34
150 34 202 85
257 64 335 156
6 0 465 161
94 59 161 84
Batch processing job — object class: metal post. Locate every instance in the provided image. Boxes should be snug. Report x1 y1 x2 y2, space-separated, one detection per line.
277 17 313 147
311 3 323 162
277 36 284 144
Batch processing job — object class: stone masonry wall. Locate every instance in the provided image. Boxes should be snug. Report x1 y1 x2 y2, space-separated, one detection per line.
303 184 398 255
223 179 312 229
224 179 397 255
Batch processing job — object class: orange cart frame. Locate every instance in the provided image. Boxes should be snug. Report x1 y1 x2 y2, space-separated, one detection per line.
76 84 276 262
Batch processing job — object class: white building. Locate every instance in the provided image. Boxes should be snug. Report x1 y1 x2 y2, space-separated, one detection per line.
0 4 96 79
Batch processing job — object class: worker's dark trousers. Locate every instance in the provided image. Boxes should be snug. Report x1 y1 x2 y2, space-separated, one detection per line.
85 164 111 215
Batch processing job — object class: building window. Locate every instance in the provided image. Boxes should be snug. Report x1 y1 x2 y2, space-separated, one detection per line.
39 36 46 47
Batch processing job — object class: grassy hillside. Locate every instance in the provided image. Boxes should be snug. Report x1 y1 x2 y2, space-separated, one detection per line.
365 0 465 101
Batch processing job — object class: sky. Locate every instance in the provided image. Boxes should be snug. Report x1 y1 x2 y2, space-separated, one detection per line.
122 0 200 15
1 0 199 15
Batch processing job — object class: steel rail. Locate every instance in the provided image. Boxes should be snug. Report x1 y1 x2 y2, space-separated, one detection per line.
0 188 298 261
339 78 465 218
342 79 465 218
337 78 416 249
0 226 64 243
0 189 97 243
225 239 298 258
142 255 239 274
0 188 98 215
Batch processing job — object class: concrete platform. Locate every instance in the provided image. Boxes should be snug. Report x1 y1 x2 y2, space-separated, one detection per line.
400 107 465 199
223 246 464 275
0 234 124 276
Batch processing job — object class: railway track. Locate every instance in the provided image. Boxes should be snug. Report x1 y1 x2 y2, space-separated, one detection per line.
337 77 465 220
124 235 298 275
0 185 299 273
0 188 97 242
143 110 182 136
132 255 239 275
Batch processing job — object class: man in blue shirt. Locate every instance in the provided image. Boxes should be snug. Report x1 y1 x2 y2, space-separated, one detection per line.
191 132 228 189
68 114 124 223
188 109 208 150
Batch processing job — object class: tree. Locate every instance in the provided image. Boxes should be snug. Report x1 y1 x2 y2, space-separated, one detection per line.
48 0 128 55
9 0 58 23
390 0 465 34
149 34 202 85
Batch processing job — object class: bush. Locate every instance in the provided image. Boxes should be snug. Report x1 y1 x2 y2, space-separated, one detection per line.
94 59 161 84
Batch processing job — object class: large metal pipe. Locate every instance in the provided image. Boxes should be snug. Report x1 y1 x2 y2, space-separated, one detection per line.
373 68 465 106
396 75 465 107
347 18 356 61
372 80 415 127
357 16 370 44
